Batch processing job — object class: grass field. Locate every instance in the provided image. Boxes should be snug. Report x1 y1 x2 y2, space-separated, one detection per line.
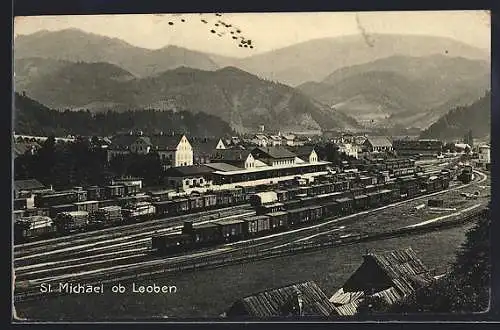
15 221 477 321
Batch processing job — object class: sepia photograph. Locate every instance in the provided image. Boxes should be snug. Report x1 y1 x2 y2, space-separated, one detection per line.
12 10 491 321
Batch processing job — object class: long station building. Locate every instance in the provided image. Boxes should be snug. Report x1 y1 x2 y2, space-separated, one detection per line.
164 146 331 192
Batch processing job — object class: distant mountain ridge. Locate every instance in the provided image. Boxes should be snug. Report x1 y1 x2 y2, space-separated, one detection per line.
297 55 490 129
420 91 490 141
16 62 361 133
15 28 221 77
15 29 489 86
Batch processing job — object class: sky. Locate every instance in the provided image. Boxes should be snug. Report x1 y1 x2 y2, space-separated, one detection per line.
14 11 490 58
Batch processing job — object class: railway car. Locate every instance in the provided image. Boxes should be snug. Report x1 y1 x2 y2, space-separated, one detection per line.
183 222 222 246
86 186 106 201
458 166 473 184
13 210 25 222
256 202 285 215
244 215 271 237
14 216 57 242
122 202 156 222
249 191 278 207
189 195 205 212
122 182 141 196
74 200 99 213
203 194 217 209
34 191 79 208
215 219 246 242
151 233 193 255
336 197 354 215
97 199 117 208
169 198 190 215
152 200 172 217
24 207 50 217
148 189 172 202
266 211 289 231
55 211 89 234
363 185 379 194
275 190 289 202
72 188 88 202
353 194 369 210
104 185 126 199
92 205 123 227
49 203 77 218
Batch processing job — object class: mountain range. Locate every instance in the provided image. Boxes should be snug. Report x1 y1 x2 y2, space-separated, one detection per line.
15 61 360 133
420 91 490 141
14 29 489 86
14 29 491 133
297 55 490 129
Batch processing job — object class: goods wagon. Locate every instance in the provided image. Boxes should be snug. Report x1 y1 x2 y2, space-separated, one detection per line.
86 186 105 201
104 185 126 199
148 190 172 202
249 191 278 207
98 199 117 208
244 215 271 236
353 194 369 210
55 211 89 233
35 191 78 208
188 223 222 246
336 197 354 215
203 194 217 209
24 207 50 217
122 202 156 222
275 190 289 202
169 198 190 215
256 202 285 215
74 200 99 213
13 210 25 221
49 204 77 218
123 182 141 196
14 216 57 242
92 206 123 226
151 233 193 254
188 195 204 212
152 200 172 217
215 219 246 242
266 211 289 231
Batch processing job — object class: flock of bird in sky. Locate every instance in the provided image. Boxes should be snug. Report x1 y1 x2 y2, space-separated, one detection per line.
168 13 254 49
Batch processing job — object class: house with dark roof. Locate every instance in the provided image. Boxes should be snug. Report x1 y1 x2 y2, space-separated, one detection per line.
288 145 318 163
190 137 226 165
251 146 297 167
362 136 393 153
14 179 47 199
164 165 215 190
329 248 434 316
225 281 338 318
211 149 256 169
107 133 193 167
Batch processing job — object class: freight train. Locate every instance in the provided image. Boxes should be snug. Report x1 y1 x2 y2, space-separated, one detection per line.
13 186 251 243
151 171 452 255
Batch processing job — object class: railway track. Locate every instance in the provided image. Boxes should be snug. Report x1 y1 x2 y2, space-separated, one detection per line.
14 169 488 299
14 166 487 299
14 204 253 259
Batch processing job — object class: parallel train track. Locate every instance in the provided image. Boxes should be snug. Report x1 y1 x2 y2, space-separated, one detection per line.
14 169 488 301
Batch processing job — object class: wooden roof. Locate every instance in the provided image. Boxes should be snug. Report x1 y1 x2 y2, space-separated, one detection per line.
330 247 433 316
226 281 337 318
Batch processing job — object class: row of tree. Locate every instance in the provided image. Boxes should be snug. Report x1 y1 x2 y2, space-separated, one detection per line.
14 92 235 138
14 137 167 189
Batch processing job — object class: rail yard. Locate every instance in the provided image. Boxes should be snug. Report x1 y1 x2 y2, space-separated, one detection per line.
13 156 490 304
